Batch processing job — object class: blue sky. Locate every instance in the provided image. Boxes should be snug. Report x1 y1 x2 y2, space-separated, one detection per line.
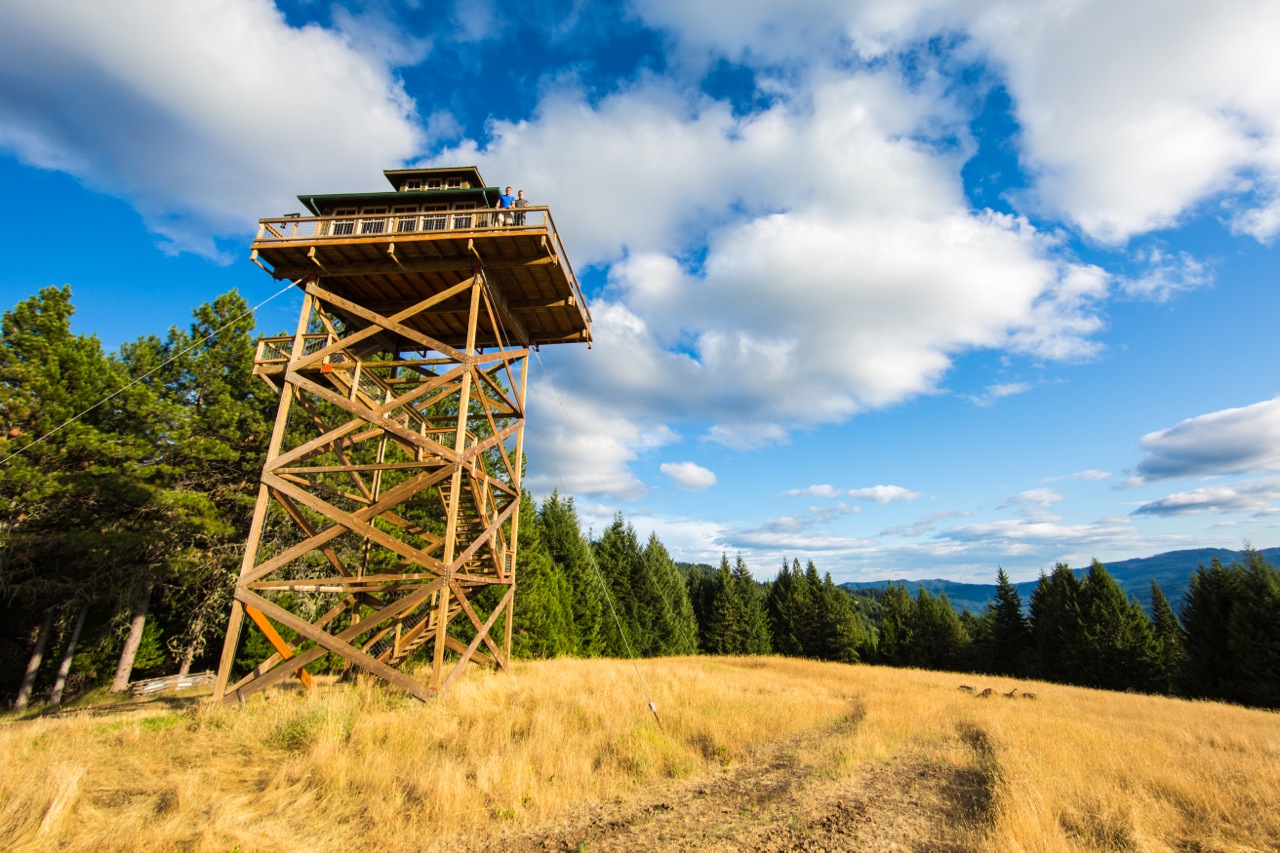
3 0 1280 583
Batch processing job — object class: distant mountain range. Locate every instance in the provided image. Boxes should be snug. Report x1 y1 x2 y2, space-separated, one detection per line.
839 547 1280 614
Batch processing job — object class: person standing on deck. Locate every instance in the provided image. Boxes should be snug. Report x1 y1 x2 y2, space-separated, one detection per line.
496 186 515 225
513 189 529 225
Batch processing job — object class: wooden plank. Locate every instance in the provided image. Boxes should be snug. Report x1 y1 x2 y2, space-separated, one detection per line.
293 278 476 372
447 496 519 573
264 474 446 573
259 254 558 278
228 595 360 694
239 589 436 702
238 467 452 586
305 281 469 363
273 490 354 578
244 604 315 689
247 572 443 589
442 584 514 689
481 271 532 347
285 374 461 466
449 578 507 664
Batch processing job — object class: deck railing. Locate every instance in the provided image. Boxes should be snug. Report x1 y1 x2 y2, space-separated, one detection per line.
253 207 590 325
255 208 551 242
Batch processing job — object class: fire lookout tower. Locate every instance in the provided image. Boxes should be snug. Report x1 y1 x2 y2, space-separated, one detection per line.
212 167 591 703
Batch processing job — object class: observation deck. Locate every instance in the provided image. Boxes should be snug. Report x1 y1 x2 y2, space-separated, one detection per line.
249 166 591 349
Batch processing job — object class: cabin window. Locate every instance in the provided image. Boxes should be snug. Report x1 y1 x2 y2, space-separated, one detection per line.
331 207 357 236
451 202 475 229
403 179 422 191
359 207 387 234
445 178 463 189
420 204 448 231
393 206 419 232
425 178 443 190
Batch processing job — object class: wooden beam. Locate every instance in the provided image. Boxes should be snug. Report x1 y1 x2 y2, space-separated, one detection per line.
244 605 315 689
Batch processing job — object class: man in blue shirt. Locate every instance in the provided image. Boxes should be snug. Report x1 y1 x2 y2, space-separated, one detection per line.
496 186 515 225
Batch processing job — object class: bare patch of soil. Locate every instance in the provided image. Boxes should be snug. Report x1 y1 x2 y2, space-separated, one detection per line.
471 711 995 853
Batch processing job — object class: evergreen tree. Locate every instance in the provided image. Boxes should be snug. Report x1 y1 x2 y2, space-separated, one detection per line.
1029 564 1087 683
813 572 863 663
1078 560 1158 692
907 588 968 671
593 515 645 657
121 290 273 674
639 534 700 655
1180 557 1241 700
684 562 717 651
979 568 1031 676
538 491 603 655
0 286 170 694
733 555 772 654
1149 580 1186 695
511 492 576 658
876 583 914 666
765 558 811 657
703 555 744 655
800 561 824 657
1225 549 1280 708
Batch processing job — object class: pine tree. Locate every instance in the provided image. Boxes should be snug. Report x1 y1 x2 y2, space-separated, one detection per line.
1029 564 1086 683
876 583 914 666
537 491 603 655
0 286 168 694
980 567 1031 676
1076 561 1158 691
733 555 772 654
703 555 743 655
123 290 273 675
511 492 576 658
1226 549 1280 708
640 534 700 655
813 572 863 663
908 588 967 671
800 561 824 657
1180 557 1241 700
684 563 717 651
1149 580 1186 695
765 558 810 656
593 515 646 657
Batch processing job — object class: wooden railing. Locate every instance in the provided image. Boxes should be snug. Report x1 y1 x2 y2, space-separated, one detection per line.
254 208 552 242
253 208 591 326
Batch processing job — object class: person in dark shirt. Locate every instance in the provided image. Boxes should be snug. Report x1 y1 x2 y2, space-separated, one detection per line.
513 189 530 225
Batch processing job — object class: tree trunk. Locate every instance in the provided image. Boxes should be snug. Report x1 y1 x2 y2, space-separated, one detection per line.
14 611 54 712
111 582 154 693
177 644 195 677
49 603 89 707
177 613 205 677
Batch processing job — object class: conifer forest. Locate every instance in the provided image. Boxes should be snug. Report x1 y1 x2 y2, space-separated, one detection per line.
3 287 1278 711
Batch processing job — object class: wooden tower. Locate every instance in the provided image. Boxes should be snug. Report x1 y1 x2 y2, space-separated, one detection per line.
212 167 591 703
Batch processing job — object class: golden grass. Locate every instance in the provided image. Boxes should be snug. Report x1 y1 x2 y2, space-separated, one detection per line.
2 657 1277 851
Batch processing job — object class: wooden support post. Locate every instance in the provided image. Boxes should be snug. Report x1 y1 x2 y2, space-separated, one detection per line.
213 292 314 702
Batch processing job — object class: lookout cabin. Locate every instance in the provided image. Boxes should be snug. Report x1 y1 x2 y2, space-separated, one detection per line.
249 166 591 349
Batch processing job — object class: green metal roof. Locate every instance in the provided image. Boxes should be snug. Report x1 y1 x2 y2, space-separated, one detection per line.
297 186 499 215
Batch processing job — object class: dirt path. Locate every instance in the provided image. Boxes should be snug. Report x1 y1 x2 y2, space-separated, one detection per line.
473 712 995 853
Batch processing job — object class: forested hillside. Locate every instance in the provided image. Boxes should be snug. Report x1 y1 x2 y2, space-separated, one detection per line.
842 546 1280 614
3 287 1279 712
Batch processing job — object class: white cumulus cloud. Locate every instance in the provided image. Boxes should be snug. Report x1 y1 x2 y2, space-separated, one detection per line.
660 461 717 492
0 0 424 258
848 485 922 504
1134 397 1280 482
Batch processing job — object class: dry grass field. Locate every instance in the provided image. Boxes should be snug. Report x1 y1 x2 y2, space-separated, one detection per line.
2 656 1278 851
